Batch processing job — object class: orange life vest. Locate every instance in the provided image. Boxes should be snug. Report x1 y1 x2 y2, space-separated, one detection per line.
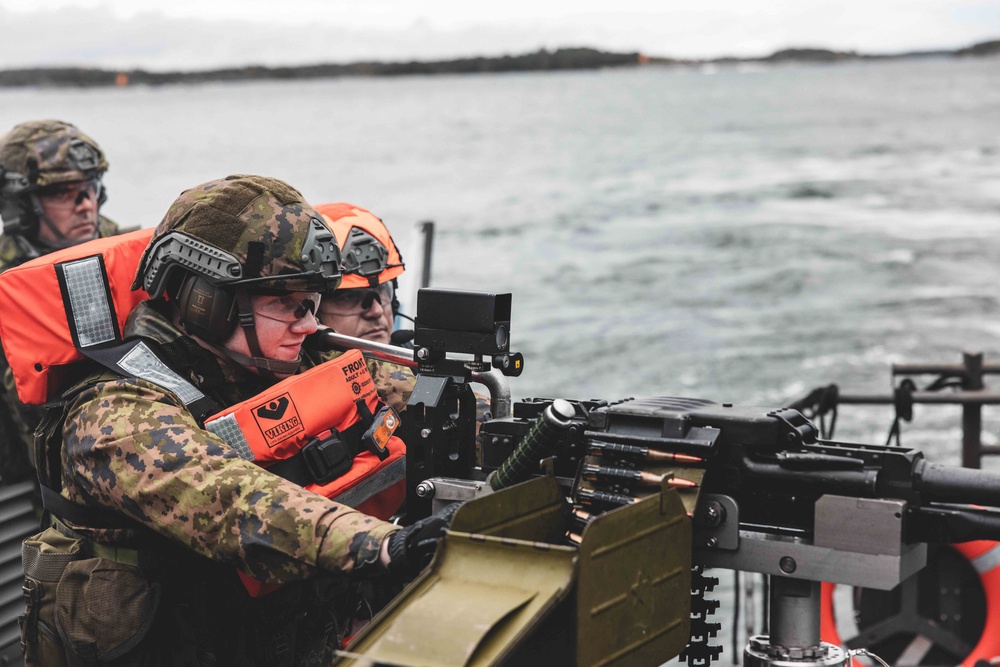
204 350 406 521
0 227 154 405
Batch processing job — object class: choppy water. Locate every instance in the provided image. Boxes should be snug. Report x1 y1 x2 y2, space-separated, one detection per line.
4 57 1000 662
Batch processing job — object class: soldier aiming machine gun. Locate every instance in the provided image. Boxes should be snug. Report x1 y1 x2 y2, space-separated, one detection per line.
322 289 1000 667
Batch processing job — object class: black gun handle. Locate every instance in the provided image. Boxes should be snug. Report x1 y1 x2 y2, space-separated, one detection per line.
490 399 575 490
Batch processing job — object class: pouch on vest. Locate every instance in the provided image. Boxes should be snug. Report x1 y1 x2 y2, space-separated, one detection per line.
20 526 160 666
55 558 161 664
0 228 153 405
20 527 82 667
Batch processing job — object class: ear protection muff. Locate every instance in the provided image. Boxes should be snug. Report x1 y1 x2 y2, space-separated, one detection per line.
172 272 238 343
0 194 36 235
0 167 39 236
390 278 400 315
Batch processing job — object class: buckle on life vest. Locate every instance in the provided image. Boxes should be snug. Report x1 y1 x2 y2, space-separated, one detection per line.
300 433 353 485
361 405 399 462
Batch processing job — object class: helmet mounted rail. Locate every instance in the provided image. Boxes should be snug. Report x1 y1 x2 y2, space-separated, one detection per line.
141 217 342 300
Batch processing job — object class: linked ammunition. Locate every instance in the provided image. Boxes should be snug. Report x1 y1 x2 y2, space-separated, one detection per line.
588 440 704 465
575 495 694 523
581 463 699 490
575 487 637 509
571 507 596 530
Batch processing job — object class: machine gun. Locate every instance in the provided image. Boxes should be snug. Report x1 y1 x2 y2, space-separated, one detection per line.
473 396 1000 667
327 289 1000 667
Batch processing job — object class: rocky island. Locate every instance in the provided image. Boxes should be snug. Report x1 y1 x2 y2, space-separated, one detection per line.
1 40 997 89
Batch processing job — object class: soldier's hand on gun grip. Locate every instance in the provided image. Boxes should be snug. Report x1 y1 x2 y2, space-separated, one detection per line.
386 502 462 581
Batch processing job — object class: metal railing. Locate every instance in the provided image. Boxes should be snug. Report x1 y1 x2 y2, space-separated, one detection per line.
795 351 1000 469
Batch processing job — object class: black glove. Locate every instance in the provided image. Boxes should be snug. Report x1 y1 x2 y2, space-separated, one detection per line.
386 502 461 581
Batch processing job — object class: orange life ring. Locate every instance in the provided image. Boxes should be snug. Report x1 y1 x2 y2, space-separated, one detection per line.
820 541 1000 666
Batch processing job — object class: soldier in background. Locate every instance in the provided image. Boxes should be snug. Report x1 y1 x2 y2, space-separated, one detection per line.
0 120 132 484
20 175 454 664
315 202 416 414
315 202 493 425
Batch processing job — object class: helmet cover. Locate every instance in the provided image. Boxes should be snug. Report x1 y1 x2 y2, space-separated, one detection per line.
136 174 342 299
0 119 107 189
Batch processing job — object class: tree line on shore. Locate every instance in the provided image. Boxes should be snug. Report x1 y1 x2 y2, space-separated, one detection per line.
2 41 998 89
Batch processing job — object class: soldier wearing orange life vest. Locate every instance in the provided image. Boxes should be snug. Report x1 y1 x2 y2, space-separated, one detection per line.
14 175 455 665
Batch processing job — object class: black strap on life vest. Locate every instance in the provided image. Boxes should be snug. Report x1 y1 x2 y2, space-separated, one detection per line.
38 484 141 530
264 399 393 487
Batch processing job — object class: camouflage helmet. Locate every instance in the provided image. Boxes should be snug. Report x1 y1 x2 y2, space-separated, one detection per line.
136 174 342 298
0 119 108 188
135 175 342 348
315 202 404 289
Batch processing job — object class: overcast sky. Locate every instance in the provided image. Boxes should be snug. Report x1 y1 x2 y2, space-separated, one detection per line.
1 0 999 71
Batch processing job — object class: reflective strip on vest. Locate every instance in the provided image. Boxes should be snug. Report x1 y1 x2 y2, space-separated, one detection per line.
117 341 206 407
205 413 256 462
61 256 117 348
972 544 1000 574
332 455 406 509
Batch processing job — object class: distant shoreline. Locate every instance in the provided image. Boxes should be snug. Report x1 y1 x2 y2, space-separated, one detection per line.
2 40 998 89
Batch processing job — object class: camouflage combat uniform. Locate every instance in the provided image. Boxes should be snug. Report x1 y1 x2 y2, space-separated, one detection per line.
50 299 399 664
367 359 416 413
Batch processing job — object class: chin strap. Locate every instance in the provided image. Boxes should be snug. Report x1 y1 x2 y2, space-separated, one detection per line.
230 289 301 377
219 347 302 376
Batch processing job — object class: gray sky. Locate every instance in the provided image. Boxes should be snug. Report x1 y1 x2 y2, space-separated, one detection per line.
1 0 999 71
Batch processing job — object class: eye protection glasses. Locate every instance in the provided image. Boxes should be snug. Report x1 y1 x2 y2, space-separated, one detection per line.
254 292 322 323
37 179 103 209
322 282 394 316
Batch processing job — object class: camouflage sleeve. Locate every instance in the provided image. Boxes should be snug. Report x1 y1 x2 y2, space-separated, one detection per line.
61 377 398 584
367 359 416 414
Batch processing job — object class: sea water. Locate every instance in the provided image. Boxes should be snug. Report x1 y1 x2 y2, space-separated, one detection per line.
3 56 1000 661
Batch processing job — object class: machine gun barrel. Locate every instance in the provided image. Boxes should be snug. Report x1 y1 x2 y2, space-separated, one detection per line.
737 452 1000 506
912 460 1000 506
